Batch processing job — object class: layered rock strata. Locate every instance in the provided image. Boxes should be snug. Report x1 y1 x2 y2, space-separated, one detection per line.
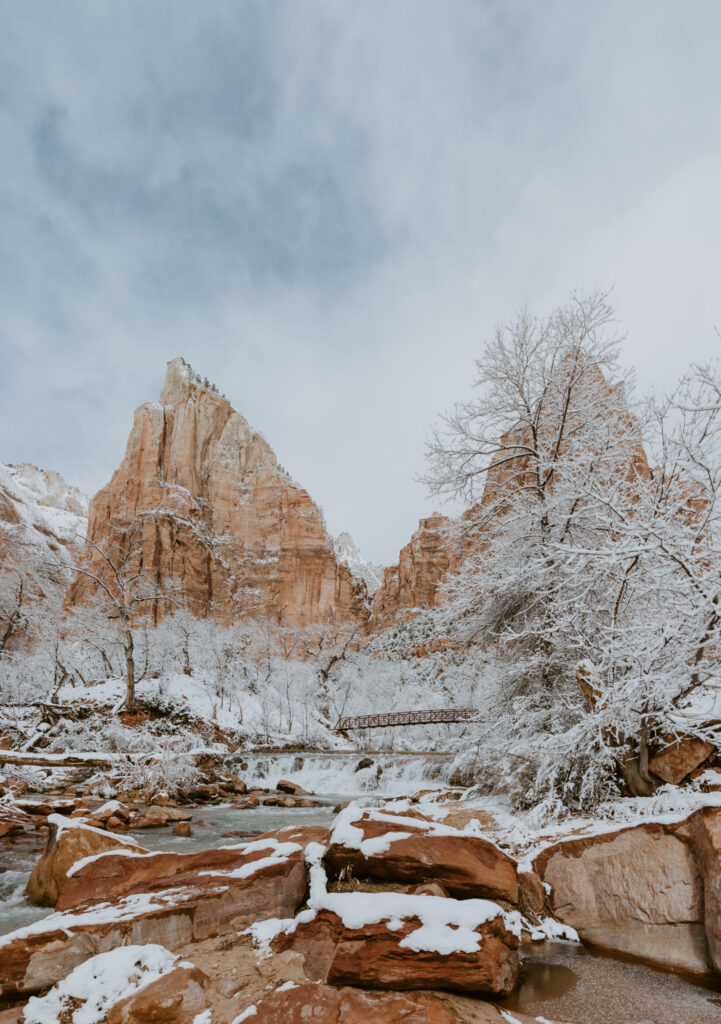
324 808 518 902
533 805 721 974
68 358 369 629
0 834 307 997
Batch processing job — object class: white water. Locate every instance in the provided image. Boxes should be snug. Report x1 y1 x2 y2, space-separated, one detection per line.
233 750 454 797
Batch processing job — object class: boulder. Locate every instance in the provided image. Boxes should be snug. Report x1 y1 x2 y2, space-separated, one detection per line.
534 821 708 973
1 835 308 997
324 808 518 903
104 965 209 1023
172 821 191 837
18 944 208 1024
517 870 546 919
649 737 715 784
241 983 460 1023
25 815 147 907
233 796 260 809
278 796 318 808
683 805 721 972
131 805 192 828
227 775 247 794
90 800 131 824
15 799 76 817
277 779 312 796
273 901 519 996
189 784 220 802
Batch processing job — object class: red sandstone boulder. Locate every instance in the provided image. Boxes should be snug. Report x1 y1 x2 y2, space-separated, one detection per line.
324 808 518 903
25 815 147 907
272 893 520 996
277 779 313 795
104 964 209 1023
240 983 460 1023
131 805 192 828
15 798 76 817
649 736 715 784
18 944 208 1024
534 820 708 973
683 805 721 972
1 835 308 998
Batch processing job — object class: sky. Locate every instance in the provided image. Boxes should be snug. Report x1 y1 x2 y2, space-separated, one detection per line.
1 1 721 566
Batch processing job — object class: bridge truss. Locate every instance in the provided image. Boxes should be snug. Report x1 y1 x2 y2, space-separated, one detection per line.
334 708 480 731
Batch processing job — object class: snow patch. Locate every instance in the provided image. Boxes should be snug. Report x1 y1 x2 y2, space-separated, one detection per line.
22 943 184 1024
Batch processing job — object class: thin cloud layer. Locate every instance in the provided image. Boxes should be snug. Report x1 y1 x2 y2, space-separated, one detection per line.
1 1 720 564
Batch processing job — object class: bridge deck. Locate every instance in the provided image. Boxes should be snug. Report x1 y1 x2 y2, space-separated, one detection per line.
334 708 479 731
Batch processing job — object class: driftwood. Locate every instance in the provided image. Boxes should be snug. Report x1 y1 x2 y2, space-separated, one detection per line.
0 751 118 769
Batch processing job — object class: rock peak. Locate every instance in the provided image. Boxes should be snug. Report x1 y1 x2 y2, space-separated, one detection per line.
160 356 227 407
71 363 370 628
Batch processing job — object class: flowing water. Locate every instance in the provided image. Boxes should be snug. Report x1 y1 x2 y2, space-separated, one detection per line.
3 751 721 1022
233 749 454 796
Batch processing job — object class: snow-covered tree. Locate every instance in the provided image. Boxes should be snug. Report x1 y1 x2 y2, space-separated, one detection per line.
425 294 721 814
59 521 172 712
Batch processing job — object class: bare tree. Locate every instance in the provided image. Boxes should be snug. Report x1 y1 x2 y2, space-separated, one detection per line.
58 520 171 712
423 294 721 813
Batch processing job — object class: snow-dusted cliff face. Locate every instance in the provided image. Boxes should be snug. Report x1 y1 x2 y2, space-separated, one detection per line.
0 462 88 563
69 357 370 628
333 532 382 596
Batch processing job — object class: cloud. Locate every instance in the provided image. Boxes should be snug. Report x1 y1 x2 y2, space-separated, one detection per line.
1 1 720 563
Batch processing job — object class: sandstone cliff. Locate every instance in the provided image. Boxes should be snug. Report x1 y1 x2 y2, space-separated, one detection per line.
69 358 369 629
372 363 651 630
371 513 457 627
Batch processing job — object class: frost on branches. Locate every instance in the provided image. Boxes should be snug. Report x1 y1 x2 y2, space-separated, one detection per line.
424 292 721 817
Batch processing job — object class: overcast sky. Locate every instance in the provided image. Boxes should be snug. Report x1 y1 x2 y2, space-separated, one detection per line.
1 2 720 565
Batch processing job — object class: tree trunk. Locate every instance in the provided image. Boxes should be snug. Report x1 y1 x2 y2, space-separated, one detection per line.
124 629 136 712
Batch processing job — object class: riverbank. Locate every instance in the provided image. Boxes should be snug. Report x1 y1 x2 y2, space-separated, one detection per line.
3 752 721 1022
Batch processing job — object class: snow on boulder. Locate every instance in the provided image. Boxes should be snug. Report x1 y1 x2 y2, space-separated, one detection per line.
234 982 460 1023
25 814 148 907
254 843 521 997
324 806 518 903
21 944 208 1024
1 836 308 998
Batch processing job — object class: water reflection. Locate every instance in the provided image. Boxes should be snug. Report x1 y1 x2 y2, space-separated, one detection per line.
502 940 721 1024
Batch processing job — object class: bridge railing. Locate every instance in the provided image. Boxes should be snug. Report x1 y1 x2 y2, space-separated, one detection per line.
334 708 479 731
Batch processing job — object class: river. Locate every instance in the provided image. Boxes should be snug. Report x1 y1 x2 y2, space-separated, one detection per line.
2 751 721 1022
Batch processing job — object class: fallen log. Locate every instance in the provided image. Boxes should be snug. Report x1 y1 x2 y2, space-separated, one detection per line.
0 751 120 769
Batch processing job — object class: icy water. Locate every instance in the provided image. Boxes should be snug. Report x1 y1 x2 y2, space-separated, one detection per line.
0 800 340 936
502 940 721 1024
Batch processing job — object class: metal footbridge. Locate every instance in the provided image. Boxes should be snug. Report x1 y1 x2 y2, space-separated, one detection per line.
334 708 479 731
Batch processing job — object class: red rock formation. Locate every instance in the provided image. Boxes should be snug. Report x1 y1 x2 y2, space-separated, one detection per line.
1 836 307 998
324 810 518 903
104 964 210 1024
273 907 519 995
243 982 461 1022
68 358 369 629
533 816 710 974
371 514 457 627
25 816 147 907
